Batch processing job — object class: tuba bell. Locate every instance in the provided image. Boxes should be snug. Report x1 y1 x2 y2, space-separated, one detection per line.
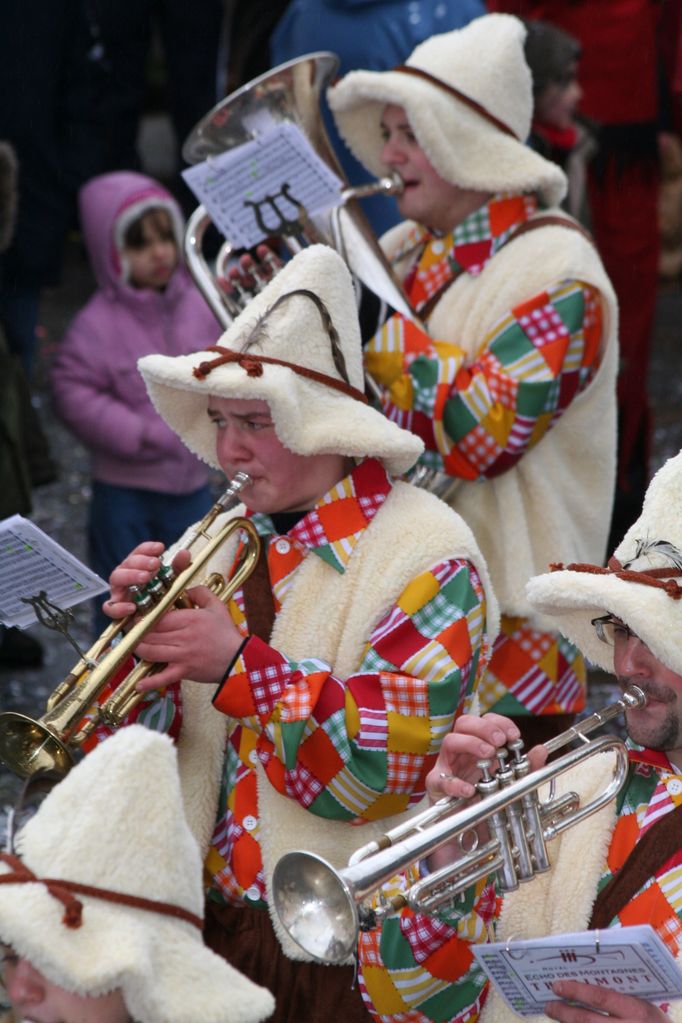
0 473 260 780
181 51 418 347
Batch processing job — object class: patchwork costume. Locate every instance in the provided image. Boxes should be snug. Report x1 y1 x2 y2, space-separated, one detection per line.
329 14 619 721
94 246 499 1023
360 451 682 1022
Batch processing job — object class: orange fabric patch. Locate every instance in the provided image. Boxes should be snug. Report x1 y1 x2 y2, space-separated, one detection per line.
263 742 286 791
298 727 345 784
214 674 255 718
232 830 261 889
512 290 551 320
539 336 570 377
607 813 640 873
620 886 682 954
488 639 534 686
423 935 474 982
489 195 528 236
317 496 367 540
442 445 479 480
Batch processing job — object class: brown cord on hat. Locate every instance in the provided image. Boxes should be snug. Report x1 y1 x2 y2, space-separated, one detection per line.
393 65 519 140
193 286 369 406
548 558 682 599
0 853 203 931
193 347 368 404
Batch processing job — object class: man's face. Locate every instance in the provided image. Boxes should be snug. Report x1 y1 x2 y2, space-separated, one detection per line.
2 950 130 1023
379 104 490 234
613 625 682 766
208 396 352 515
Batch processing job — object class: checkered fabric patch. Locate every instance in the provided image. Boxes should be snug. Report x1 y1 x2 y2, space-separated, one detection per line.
480 615 586 715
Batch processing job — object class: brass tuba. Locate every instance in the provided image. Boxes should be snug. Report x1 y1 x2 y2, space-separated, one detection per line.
0 473 260 780
182 51 417 351
272 685 646 964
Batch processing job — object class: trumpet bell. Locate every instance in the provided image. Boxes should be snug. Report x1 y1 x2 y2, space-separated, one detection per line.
0 712 73 779
272 850 358 964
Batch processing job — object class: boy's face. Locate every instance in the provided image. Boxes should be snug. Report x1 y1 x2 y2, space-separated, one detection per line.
207 396 352 515
2 949 130 1023
124 211 178 291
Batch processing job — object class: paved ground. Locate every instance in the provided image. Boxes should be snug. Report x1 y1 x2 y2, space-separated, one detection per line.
1 210 681 811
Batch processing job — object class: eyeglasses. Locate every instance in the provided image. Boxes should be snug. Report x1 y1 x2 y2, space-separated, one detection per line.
591 614 638 646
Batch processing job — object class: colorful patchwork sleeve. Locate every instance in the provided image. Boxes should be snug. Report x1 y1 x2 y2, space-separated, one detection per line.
365 279 603 480
359 879 499 1023
213 559 487 822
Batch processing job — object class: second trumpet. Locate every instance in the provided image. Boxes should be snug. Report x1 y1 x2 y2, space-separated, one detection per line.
272 685 646 965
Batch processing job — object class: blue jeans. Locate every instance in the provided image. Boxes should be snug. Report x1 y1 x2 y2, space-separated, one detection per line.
89 480 213 634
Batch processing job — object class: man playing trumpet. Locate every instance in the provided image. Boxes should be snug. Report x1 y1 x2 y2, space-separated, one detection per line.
367 451 682 1022
97 244 499 1021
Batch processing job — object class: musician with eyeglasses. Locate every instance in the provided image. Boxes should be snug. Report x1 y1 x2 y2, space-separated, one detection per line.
362 451 682 1022
92 244 499 1022
326 12 618 748
0 726 275 1023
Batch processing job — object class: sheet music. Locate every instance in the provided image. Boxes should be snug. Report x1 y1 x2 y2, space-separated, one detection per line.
0 515 107 628
472 925 682 1017
182 121 344 249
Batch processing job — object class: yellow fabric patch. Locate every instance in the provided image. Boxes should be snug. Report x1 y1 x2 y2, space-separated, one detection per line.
397 570 439 615
363 791 410 820
387 374 415 412
361 965 407 1014
387 712 431 754
483 404 515 447
365 347 404 387
238 727 257 768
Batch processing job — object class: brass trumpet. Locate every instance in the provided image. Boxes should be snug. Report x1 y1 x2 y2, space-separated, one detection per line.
272 685 646 964
0 473 260 780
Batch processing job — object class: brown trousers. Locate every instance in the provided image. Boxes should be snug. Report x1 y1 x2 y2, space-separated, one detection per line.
204 900 370 1022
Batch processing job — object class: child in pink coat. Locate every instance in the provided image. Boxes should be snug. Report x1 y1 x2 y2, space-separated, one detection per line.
52 172 221 627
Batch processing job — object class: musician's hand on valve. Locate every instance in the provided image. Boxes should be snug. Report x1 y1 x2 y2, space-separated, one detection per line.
426 713 525 803
546 979 671 1021
219 246 283 297
104 541 166 618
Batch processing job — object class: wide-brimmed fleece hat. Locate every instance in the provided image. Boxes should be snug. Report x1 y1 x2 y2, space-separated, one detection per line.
526 452 682 675
328 13 567 208
139 245 424 476
0 727 275 1023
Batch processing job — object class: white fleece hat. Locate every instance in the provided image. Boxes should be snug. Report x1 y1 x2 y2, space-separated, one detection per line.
138 245 423 476
0 726 275 1023
328 13 567 208
526 451 682 675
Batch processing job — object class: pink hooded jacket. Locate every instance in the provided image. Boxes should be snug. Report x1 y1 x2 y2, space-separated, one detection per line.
51 172 220 493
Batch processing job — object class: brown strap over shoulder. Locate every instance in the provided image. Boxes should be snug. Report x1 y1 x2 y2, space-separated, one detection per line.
589 801 682 928
241 541 276 643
